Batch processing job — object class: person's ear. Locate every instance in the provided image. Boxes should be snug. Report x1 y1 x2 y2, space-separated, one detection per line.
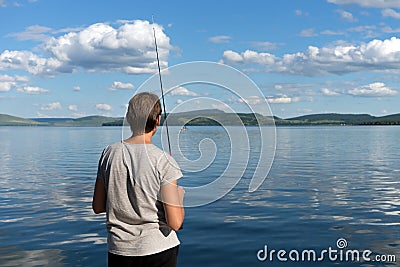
156 115 161 126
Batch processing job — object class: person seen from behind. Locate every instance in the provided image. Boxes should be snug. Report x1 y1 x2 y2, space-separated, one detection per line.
92 92 185 267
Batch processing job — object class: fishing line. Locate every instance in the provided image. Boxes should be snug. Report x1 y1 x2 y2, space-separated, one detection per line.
152 16 172 156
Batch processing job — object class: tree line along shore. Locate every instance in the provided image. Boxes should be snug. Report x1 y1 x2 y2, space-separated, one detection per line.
1 110 400 127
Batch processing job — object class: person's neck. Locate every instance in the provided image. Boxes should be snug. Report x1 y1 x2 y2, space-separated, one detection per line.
124 131 154 144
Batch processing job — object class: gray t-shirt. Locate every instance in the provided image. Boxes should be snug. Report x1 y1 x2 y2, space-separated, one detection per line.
97 141 182 256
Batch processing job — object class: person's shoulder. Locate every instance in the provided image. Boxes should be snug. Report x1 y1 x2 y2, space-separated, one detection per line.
108 141 124 149
102 142 124 154
146 144 170 157
147 144 163 153
151 146 180 169
145 144 168 159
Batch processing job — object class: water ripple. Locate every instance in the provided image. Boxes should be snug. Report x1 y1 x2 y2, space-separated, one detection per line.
1 126 399 267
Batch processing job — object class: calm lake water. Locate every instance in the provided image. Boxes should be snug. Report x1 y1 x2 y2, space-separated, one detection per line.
0 126 399 266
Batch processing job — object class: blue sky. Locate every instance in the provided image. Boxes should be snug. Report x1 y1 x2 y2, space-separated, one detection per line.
1 0 400 118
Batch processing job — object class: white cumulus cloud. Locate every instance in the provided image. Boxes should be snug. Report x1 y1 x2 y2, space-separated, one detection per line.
336 9 357 22
251 41 278 51
327 0 400 8
7 25 83 42
41 102 62 110
7 25 52 41
321 30 345 35
44 20 171 74
222 37 400 76
321 88 341 96
382 8 400 19
0 74 29 92
17 86 49 94
68 105 78 111
169 86 198 96
239 95 298 105
95 103 112 111
208 35 232 44
0 82 12 92
0 50 64 75
223 50 276 65
109 81 135 90
382 26 400 33
73 86 80 91
298 28 317 37
347 82 397 96
0 20 172 76
238 96 265 105
266 95 296 104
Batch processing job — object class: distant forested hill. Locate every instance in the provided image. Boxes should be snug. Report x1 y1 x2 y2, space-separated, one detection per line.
1 111 400 127
0 114 121 126
103 111 400 126
283 113 400 125
47 116 121 126
0 114 45 126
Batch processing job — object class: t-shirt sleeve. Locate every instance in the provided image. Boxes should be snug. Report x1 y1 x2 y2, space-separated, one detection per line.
96 147 108 182
157 152 183 185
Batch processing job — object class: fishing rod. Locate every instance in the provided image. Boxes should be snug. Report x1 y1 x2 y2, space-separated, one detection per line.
152 16 172 156
153 18 183 232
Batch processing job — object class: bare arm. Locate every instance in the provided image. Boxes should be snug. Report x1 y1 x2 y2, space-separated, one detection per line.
161 180 185 231
92 177 106 214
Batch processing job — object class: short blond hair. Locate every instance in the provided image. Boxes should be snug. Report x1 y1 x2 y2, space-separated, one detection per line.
126 92 161 136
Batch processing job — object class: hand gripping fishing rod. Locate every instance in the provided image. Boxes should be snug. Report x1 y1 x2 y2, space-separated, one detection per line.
152 17 172 156
153 19 184 230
